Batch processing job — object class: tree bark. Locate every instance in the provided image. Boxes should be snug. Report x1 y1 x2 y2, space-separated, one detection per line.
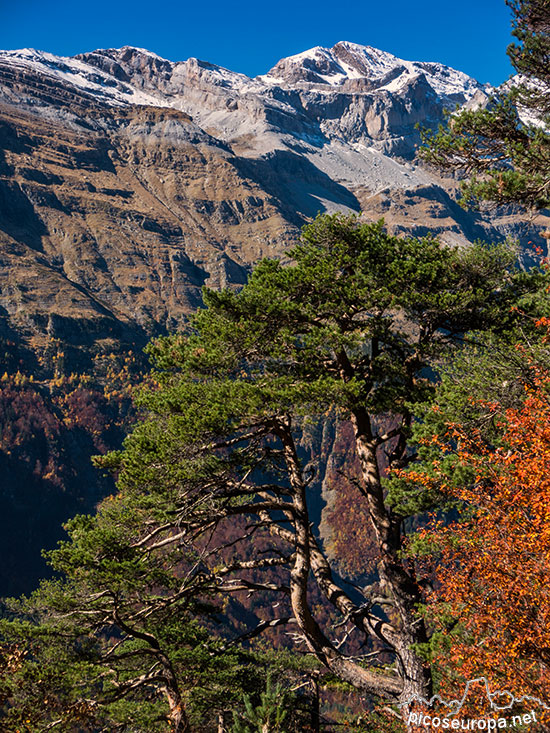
351 405 432 704
311 672 320 733
166 688 192 733
161 654 192 733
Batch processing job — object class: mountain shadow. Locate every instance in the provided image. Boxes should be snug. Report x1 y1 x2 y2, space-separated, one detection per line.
0 179 48 252
233 149 361 225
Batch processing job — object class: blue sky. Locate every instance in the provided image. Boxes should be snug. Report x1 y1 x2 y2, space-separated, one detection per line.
1 0 514 84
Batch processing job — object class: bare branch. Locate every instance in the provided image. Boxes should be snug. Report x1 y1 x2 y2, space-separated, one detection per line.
218 616 297 650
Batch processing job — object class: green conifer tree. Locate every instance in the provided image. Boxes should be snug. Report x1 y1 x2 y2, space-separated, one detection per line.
421 0 550 209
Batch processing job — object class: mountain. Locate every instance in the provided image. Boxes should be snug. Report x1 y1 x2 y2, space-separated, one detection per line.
1 42 543 364
0 42 546 594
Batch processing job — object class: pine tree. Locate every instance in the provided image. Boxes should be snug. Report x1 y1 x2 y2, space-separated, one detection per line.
231 674 289 733
421 0 550 210
93 214 547 711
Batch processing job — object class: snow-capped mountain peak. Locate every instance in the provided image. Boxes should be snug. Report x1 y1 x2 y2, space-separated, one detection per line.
0 41 485 111
263 41 485 102
0 46 178 107
0 41 488 166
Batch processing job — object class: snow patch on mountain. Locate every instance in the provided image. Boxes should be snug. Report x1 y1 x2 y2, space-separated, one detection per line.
1 47 175 107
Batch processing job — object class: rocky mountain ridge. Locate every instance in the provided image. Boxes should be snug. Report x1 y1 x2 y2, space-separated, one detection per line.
4 41 485 108
0 41 545 365
2 42 487 161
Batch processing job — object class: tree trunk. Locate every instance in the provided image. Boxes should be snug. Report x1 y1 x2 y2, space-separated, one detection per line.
166 686 192 733
311 673 320 733
351 406 432 704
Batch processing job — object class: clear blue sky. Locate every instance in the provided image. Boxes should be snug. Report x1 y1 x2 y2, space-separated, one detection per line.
1 0 515 85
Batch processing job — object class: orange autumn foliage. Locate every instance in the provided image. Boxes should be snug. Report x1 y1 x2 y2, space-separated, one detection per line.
420 365 550 705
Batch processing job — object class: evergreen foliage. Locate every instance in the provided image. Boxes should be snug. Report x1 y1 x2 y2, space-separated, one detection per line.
231 673 289 732
95 215 546 706
420 0 550 209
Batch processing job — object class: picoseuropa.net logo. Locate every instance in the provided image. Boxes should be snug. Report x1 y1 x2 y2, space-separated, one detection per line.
407 709 538 730
400 677 550 731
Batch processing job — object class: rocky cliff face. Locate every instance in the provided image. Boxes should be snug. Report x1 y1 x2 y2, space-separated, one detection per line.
0 97 293 368
0 42 546 362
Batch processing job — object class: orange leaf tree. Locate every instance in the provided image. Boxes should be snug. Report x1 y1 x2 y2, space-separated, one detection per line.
410 349 550 704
